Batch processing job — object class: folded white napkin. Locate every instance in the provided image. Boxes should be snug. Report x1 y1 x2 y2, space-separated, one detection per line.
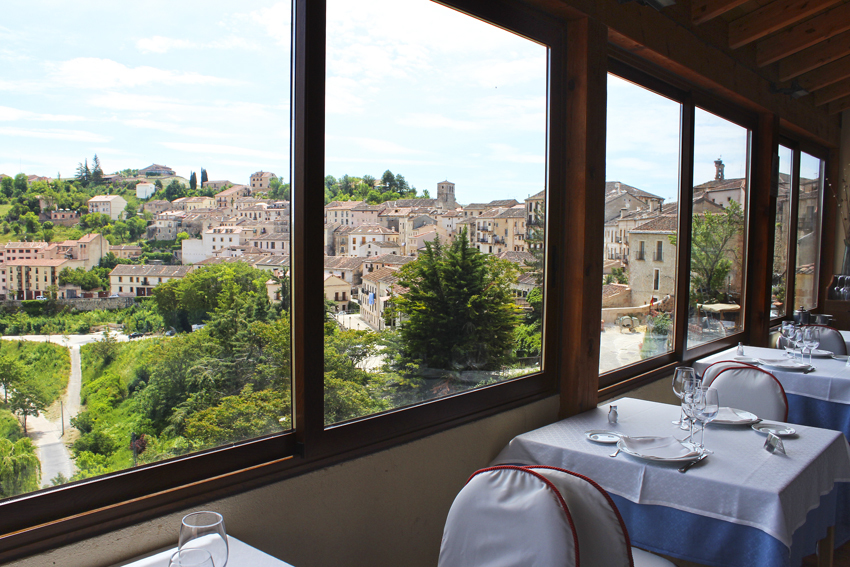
714 407 752 423
620 436 699 459
758 358 808 369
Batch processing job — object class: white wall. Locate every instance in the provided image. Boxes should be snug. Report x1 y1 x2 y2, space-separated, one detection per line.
16 396 559 567
181 239 206 265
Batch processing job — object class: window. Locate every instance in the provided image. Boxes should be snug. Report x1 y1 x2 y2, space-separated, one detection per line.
686 109 750 350
655 241 663 262
794 152 824 310
637 241 646 260
653 269 660 291
772 145 793 319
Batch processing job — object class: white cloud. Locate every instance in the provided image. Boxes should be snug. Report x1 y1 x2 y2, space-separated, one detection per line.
325 77 366 115
49 58 234 89
0 127 109 143
245 2 292 46
395 113 480 131
348 137 426 156
161 142 288 162
487 143 545 164
136 35 260 54
0 106 84 122
122 119 223 139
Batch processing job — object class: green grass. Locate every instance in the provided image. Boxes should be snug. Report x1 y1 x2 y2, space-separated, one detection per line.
0 340 70 406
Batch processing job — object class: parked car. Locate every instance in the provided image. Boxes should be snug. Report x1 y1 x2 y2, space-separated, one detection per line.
128 332 143 339
35 296 47 301
109 294 120 298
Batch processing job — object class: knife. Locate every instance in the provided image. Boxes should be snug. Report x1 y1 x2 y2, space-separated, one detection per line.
678 453 708 473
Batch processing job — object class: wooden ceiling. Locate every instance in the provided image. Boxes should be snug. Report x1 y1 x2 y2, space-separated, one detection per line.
691 0 850 114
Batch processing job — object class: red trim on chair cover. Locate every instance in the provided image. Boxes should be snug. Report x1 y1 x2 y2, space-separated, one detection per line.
523 465 636 567
468 465 581 567
700 360 762 385
713 365 789 421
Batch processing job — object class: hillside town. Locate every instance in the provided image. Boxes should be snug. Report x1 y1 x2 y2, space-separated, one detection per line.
0 158 817 338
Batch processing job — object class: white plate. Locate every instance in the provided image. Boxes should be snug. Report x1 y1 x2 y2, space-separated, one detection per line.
585 430 622 444
616 437 703 462
734 356 759 364
752 421 797 436
833 354 850 362
711 407 760 425
757 358 813 372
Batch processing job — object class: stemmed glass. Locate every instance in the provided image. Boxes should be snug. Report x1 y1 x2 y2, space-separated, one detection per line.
781 322 796 357
694 387 720 453
179 512 228 567
170 549 215 567
793 328 805 362
672 367 696 429
681 375 702 442
803 327 820 366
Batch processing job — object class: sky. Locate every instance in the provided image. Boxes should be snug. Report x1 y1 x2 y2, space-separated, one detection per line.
1 0 767 206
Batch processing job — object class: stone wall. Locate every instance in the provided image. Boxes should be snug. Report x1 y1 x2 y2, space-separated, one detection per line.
3 297 134 312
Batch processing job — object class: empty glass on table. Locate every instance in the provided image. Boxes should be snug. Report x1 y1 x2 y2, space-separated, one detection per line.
672 367 697 429
179 512 229 567
803 327 820 366
170 549 215 567
781 322 796 357
694 387 720 452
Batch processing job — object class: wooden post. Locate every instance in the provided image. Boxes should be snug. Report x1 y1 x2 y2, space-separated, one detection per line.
558 16 608 419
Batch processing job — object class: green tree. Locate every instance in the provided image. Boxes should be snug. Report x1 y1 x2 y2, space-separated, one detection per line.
91 154 103 185
189 171 197 192
75 160 90 186
13 173 28 195
165 180 185 201
673 200 744 303
0 356 26 404
183 386 288 447
10 381 48 435
201 168 208 185
388 229 521 371
0 177 13 199
0 437 40 497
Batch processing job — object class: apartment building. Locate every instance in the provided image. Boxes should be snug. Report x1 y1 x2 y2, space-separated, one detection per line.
109 264 194 297
87 195 128 220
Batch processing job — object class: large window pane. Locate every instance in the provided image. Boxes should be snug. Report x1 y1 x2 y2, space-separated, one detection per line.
772 145 793 319
601 75 680 374
0 1 291 499
324 0 547 425
794 153 824 310
687 109 749 349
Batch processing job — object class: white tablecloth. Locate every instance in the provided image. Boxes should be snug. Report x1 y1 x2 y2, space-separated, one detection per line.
694 345 850 404
493 397 850 547
113 536 293 567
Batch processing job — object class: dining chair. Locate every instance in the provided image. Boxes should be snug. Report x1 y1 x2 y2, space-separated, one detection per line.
438 465 579 567
703 365 788 421
438 465 674 567
699 360 757 387
805 324 847 355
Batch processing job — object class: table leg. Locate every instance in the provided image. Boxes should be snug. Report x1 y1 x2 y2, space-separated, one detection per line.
817 525 835 567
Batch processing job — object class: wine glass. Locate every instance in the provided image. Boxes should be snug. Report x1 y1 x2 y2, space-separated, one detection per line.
803 327 820 366
694 387 720 452
793 328 805 361
179 512 228 567
780 322 795 357
170 549 215 567
671 367 696 429
681 376 701 441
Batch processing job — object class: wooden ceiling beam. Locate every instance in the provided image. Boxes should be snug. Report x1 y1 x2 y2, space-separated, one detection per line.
813 76 850 104
692 0 750 25
778 29 850 80
756 1 850 67
827 93 850 112
729 0 841 49
798 54 850 91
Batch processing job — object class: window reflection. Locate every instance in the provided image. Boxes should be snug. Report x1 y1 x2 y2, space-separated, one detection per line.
794 153 824 310
772 145 793 319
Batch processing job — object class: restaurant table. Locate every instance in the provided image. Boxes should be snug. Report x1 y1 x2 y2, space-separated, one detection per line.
492 397 850 567
694 345 850 441
112 535 293 567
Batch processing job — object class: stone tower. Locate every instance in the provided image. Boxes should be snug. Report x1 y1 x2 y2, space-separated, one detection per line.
714 157 725 181
436 180 457 209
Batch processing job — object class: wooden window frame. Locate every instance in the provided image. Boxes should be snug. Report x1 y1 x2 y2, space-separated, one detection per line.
0 0 566 563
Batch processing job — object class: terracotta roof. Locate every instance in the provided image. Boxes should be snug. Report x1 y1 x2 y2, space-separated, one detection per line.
215 185 249 197
495 250 535 265
527 190 545 200
350 224 397 235
367 254 416 265
194 256 266 266
363 266 400 285
496 208 526 219
631 215 678 233
6 258 69 267
324 256 364 271
605 181 664 202
109 265 193 278
325 200 365 210
254 255 291 267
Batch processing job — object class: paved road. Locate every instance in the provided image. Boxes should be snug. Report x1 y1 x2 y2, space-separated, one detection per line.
335 312 378 331
1 333 129 486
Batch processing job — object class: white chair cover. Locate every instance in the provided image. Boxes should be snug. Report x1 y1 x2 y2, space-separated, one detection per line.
700 360 756 387
528 466 675 567
810 325 848 355
438 466 579 567
709 366 788 421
